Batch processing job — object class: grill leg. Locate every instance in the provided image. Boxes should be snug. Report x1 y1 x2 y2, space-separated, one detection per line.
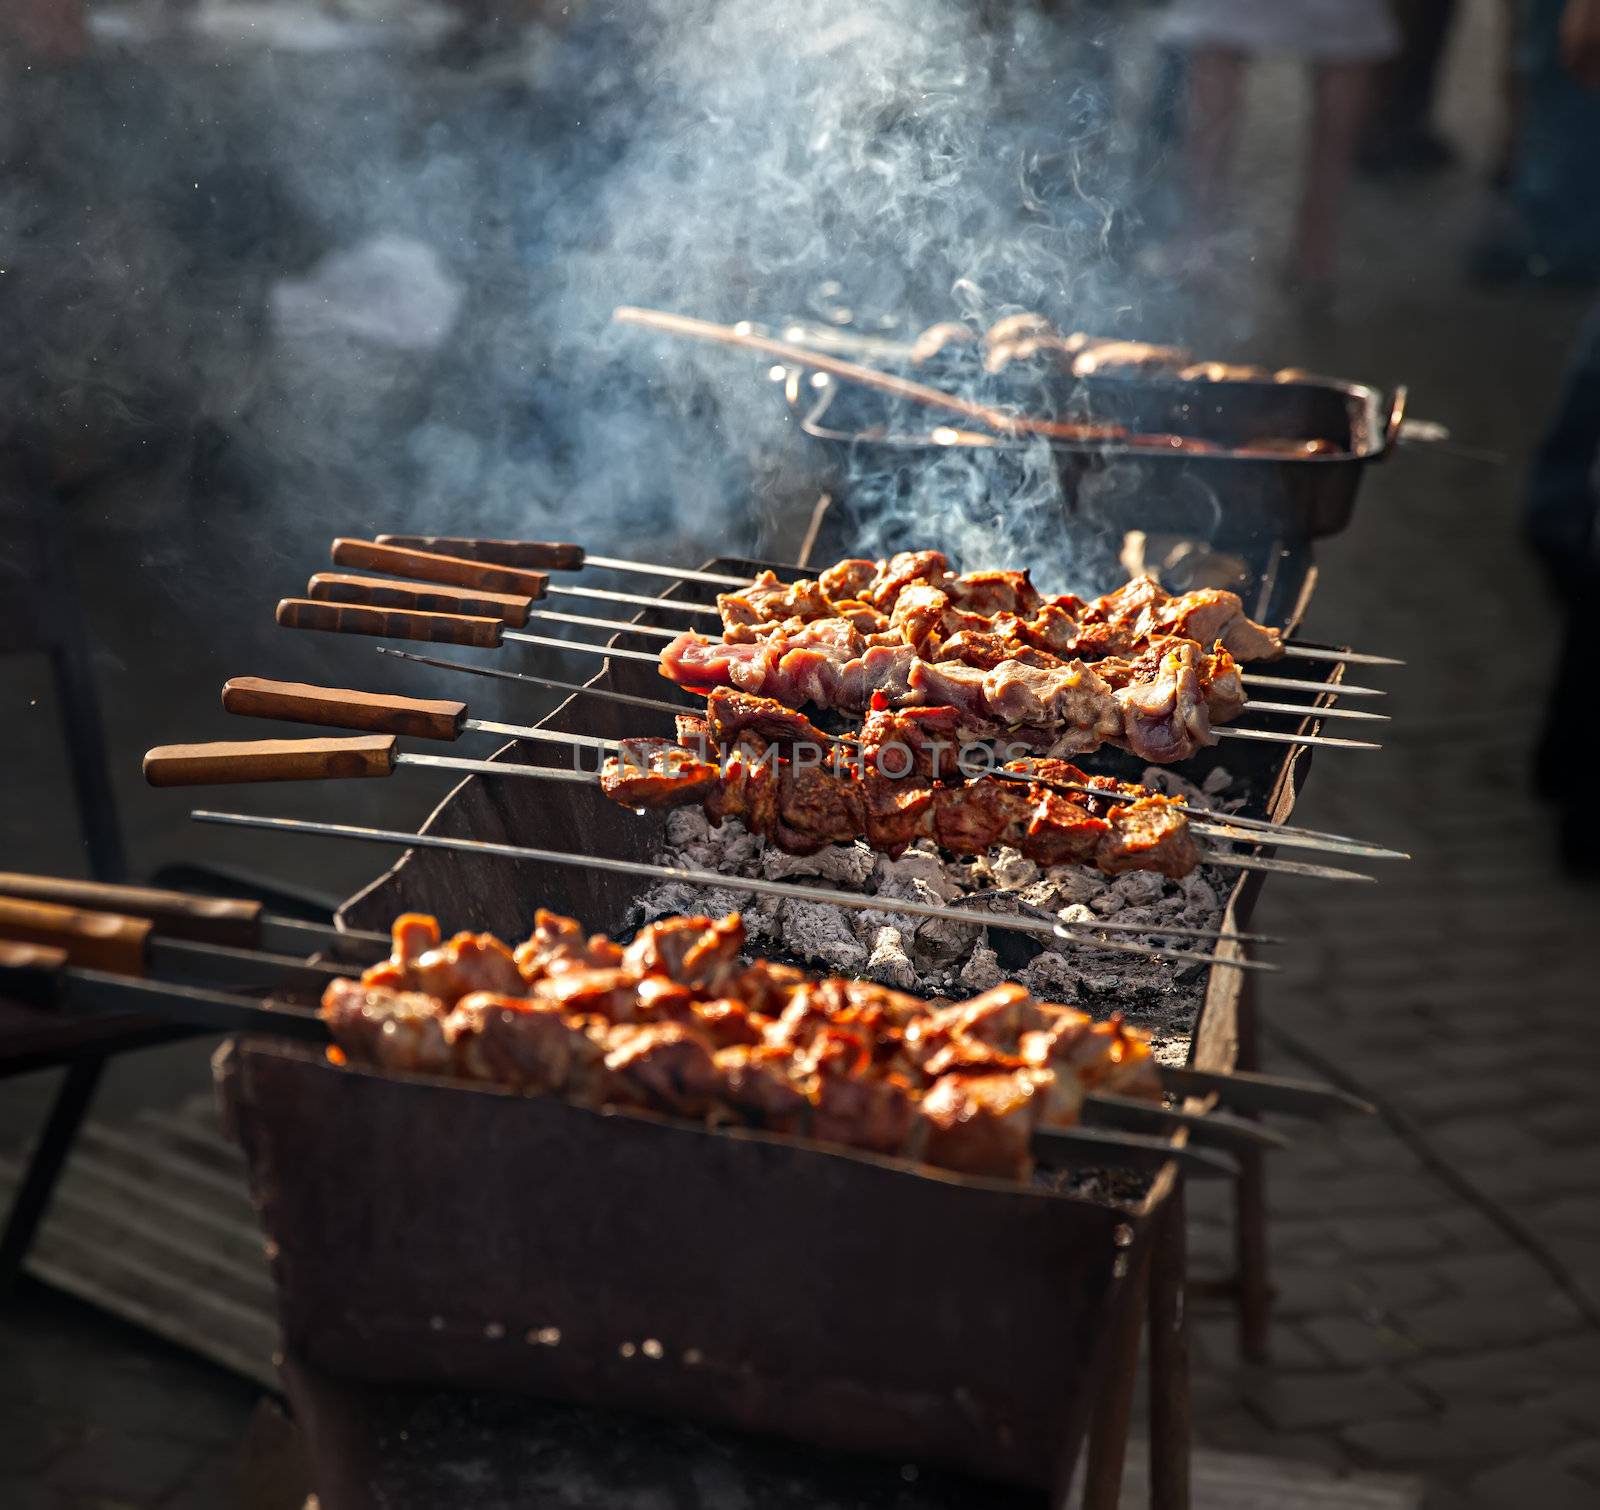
0 1056 106 1296
1233 976 1272 1362
1081 1240 1151 1510
1148 1182 1191 1510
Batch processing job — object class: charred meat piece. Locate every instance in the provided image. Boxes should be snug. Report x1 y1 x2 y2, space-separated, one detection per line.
919 1070 1044 1180
603 1022 725 1119
818 558 878 601
399 932 525 1006
1023 789 1111 867
773 760 868 855
717 570 835 628
622 914 745 990
534 966 648 1022
1115 640 1216 764
704 687 835 752
601 739 721 808
799 1035 919 1157
859 768 936 854
942 569 1042 618
449 994 606 1096
513 909 625 982
859 703 965 780
861 550 952 611
931 777 1035 855
321 977 456 1077
1098 798 1203 879
713 1044 810 1131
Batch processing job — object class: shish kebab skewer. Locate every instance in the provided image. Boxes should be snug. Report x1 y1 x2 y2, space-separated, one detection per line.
168 703 1376 882
0 870 389 959
274 600 1378 756
0 933 1362 1123
0 939 1239 1179
0 896 360 993
515 608 1388 721
140 734 1351 934
180 804 1276 974
373 646 1407 860
310 568 1378 702
221 674 1393 862
370 533 1403 668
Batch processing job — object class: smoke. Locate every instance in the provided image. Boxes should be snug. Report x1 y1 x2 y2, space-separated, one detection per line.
2 0 1174 592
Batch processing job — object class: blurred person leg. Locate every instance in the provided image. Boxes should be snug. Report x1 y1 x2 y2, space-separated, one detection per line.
1474 0 1600 282
1293 61 1375 290
1360 0 1460 173
1180 47 1249 254
1526 299 1600 875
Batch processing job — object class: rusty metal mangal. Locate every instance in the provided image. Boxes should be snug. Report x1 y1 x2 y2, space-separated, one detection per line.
218 554 1332 1501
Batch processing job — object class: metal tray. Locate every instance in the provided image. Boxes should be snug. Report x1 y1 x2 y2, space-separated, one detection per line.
788 372 1405 544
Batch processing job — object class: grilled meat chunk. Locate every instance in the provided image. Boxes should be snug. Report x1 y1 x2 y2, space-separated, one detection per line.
919 1070 1044 1180
1099 798 1203 879
448 994 606 1095
321 978 455 1076
601 739 721 808
622 914 745 990
603 1022 724 1118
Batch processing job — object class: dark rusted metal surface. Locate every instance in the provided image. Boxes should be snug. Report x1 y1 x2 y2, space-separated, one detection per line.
222 1038 1151 1491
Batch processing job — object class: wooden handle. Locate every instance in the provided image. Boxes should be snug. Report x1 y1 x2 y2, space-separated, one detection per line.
307 573 533 628
0 940 69 1008
143 735 398 786
331 538 549 598
0 898 151 976
223 676 467 742
375 535 586 571
276 598 504 648
0 873 263 948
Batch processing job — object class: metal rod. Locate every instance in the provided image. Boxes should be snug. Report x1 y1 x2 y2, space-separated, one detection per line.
1083 1091 1290 1152
523 610 1389 702
1032 1124 1238 1180
1163 1065 1374 1119
190 811 1276 974
429 718 1372 875
374 646 694 717
501 635 1382 751
583 553 751 588
1278 645 1404 668
394 752 599 783
550 584 721 618
1241 700 1388 725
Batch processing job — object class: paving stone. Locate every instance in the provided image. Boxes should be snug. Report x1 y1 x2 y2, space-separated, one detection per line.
1192 1316 1329 1372
1536 1334 1600 1378
1403 1345 1565 1402
1431 1249 1547 1296
1269 1264 1369 1318
1271 1171 1456 1219
1334 1216 1450 1262
1528 1196 1600 1237
1468 1458 1598 1510
1242 1370 1432 1433
1300 1314 1426 1370
1532 1380 1600 1433
1341 1404 1569 1469
1348 1261 1451 1311
1405 1292 1584 1352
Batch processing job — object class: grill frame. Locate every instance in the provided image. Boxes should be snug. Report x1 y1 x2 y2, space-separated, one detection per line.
219 552 1332 1494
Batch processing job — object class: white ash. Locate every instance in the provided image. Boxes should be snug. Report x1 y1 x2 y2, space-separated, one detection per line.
631 768 1239 1045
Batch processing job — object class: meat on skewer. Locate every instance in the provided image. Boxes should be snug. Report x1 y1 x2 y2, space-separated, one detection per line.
660 622 1240 764
322 909 1164 1182
600 697 1204 879
717 556 1285 664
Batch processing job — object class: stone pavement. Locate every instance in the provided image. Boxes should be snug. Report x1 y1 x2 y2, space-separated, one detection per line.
5 4 1600 1509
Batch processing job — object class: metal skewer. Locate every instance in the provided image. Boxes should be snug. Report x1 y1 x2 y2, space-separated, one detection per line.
520 609 1390 707
189 809 1275 973
374 651 1400 858
0 942 1243 1178
152 723 1331 911
368 535 1402 666
469 633 1385 752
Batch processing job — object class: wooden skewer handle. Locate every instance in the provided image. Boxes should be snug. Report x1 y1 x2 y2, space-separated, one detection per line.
276 598 504 648
0 940 69 1008
0 897 151 976
222 677 468 742
376 535 585 571
308 572 533 628
330 538 549 598
0 873 263 949
143 735 399 786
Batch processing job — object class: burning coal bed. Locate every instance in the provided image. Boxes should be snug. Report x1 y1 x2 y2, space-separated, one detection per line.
631 764 1241 1065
